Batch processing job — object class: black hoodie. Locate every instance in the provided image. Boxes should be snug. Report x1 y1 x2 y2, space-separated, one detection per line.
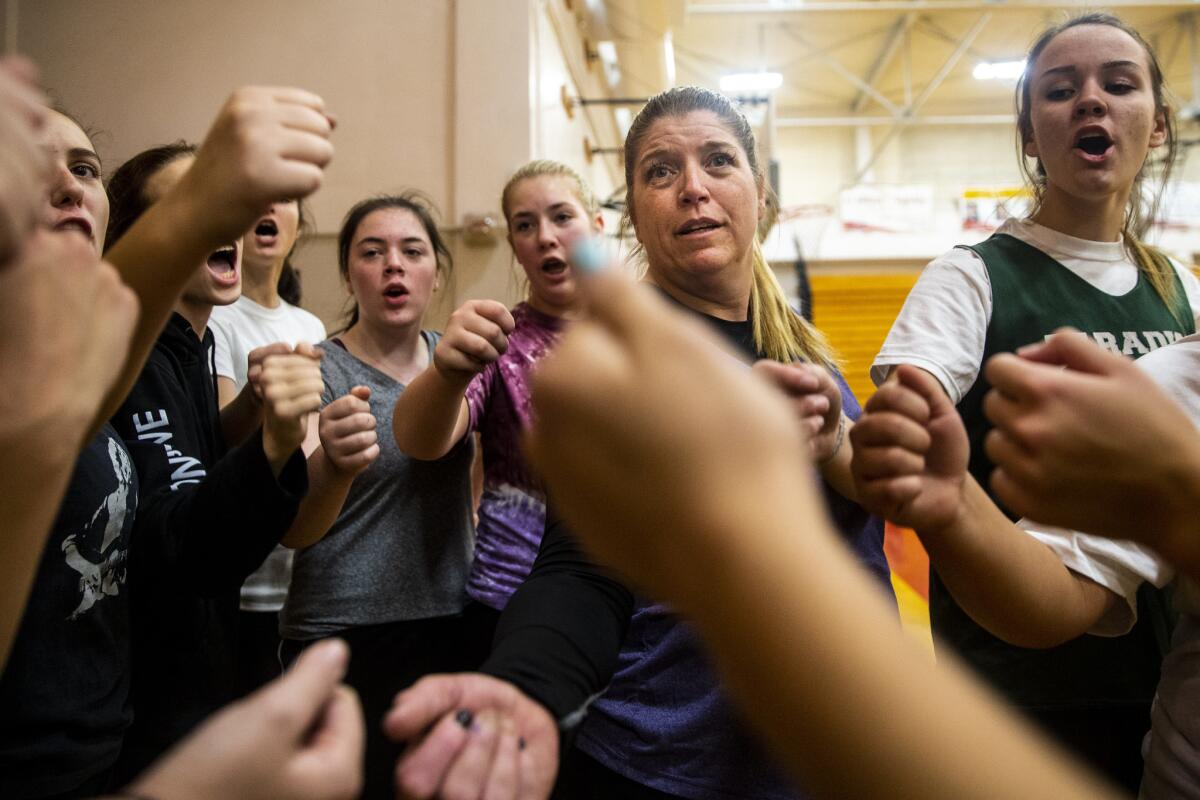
109 312 307 781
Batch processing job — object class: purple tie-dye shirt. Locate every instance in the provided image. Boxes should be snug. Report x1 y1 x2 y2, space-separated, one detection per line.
464 303 565 610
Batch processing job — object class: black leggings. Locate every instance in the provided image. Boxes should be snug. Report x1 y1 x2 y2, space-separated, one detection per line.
281 611 486 800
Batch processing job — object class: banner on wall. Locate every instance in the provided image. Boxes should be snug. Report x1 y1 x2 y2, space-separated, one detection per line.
959 187 1030 232
839 185 934 234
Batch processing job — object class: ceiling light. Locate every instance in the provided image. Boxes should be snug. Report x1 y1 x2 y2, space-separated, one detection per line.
973 60 1025 81
719 72 783 93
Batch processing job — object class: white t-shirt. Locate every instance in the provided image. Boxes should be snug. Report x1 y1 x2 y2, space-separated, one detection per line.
1018 335 1200 799
870 218 1200 402
208 295 326 613
209 296 327 391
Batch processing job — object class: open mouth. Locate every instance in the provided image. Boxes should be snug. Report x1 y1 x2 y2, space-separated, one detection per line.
1074 130 1113 160
206 245 239 285
676 218 722 236
253 218 279 244
541 257 568 275
53 218 93 240
383 285 410 305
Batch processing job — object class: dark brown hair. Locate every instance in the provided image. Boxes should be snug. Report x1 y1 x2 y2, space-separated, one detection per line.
336 192 453 331
104 141 196 253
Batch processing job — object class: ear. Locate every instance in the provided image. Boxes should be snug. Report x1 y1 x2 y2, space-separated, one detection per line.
756 178 767 220
592 213 605 233
1149 108 1168 149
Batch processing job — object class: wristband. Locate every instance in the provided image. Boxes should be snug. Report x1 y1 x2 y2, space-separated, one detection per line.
818 413 847 465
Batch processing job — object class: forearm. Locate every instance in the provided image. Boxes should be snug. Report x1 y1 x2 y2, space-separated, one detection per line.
219 382 263 448
95 191 224 435
263 426 305 478
676 495 1121 800
133 434 308 592
392 366 472 460
1146 448 1200 583
816 416 856 501
281 448 354 549
0 417 85 669
482 514 633 722
919 478 1110 648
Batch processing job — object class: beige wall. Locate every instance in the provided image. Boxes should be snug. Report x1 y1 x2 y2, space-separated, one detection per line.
9 0 622 330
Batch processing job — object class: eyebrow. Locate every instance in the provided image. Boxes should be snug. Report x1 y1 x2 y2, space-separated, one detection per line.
69 147 101 162
638 139 736 166
1039 60 1141 78
356 236 428 247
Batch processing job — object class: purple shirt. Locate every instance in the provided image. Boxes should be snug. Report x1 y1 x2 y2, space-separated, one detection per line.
464 303 565 610
575 370 890 800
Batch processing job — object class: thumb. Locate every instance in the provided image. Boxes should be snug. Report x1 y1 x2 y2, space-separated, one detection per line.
894 364 954 420
350 385 371 401
567 235 671 349
1013 328 1115 374
383 674 467 740
263 638 349 735
295 341 324 361
251 341 294 361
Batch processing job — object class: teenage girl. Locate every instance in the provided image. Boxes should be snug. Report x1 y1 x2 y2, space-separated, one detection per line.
393 159 602 640
0 86 332 799
102 142 325 782
867 12 1198 791
208 199 326 695
278 194 476 800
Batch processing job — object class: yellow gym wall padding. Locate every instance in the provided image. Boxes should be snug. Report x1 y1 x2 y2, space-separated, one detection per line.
809 272 920 407
809 270 933 653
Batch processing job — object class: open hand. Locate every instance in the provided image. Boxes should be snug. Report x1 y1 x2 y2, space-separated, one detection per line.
385 672 558 800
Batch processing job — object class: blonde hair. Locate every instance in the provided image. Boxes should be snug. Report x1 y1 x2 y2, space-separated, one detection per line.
749 239 837 368
623 86 838 368
1017 13 1182 317
501 159 599 222
500 160 601 302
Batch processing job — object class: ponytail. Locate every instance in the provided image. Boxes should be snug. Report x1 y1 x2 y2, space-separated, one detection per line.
277 263 302 306
748 239 839 369
1128 235 1184 326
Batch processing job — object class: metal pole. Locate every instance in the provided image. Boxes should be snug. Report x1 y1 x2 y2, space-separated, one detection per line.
851 12 991 184
852 13 916 112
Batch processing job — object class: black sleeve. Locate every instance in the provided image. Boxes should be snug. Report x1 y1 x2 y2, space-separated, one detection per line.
129 434 307 596
116 364 308 596
480 506 634 724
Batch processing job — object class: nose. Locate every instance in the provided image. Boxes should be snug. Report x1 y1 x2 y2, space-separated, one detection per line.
384 247 405 273
49 163 84 210
1073 79 1107 118
678 162 710 207
536 219 556 249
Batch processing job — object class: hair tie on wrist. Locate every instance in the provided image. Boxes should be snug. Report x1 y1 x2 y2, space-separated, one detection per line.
818 413 847 465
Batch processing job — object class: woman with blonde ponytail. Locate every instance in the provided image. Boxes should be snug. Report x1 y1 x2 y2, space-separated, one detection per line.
385 86 889 800
865 13 1200 793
